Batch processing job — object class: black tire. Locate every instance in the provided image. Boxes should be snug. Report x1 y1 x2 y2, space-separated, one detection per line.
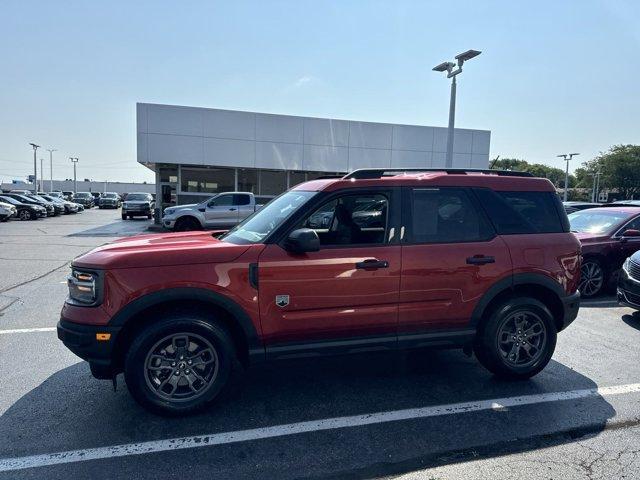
124 314 236 416
147 214 152 219
474 297 557 380
579 258 605 298
18 210 33 221
121 214 127 220
174 217 201 232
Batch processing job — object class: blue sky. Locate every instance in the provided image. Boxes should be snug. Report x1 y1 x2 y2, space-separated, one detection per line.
1 0 638 183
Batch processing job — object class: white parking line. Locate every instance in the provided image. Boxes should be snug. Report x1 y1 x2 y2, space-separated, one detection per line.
1 382 640 473
0 327 56 335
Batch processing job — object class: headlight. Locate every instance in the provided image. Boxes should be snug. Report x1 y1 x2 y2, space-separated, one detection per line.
623 257 630 273
164 208 176 216
67 269 101 305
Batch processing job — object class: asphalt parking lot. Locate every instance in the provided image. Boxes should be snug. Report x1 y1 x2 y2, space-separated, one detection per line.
1 210 639 480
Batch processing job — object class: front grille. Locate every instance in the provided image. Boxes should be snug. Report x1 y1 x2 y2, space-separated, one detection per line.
629 260 640 281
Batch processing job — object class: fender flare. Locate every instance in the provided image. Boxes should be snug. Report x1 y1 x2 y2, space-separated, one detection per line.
109 287 264 361
470 273 565 327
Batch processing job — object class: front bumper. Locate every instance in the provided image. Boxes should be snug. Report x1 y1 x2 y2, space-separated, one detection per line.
559 291 581 331
162 217 176 229
57 319 121 379
36 209 47 218
618 268 640 310
124 206 151 216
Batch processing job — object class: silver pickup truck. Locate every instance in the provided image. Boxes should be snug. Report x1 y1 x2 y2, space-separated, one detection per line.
161 192 262 231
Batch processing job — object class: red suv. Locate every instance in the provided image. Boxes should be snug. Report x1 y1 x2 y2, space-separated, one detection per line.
58 168 581 415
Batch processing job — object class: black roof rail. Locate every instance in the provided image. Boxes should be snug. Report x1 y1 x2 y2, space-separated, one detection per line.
342 168 533 180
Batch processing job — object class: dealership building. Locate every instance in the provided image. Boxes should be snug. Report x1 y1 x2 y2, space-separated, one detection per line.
136 103 491 209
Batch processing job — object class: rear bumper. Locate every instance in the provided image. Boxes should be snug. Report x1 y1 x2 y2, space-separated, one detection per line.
618 268 640 310
559 291 581 331
57 319 121 379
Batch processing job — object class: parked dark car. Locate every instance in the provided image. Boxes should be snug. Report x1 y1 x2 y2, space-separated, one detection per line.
0 195 46 220
41 194 79 214
98 192 122 209
73 192 95 208
121 192 154 219
1 193 55 217
568 207 640 297
29 194 64 215
618 251 640 310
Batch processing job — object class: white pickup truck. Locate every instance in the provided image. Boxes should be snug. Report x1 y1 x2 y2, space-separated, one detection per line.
161 192 263 231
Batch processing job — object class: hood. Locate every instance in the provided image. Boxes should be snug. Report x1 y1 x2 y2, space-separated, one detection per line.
124 200 151 205
166 203 198 212
573 231 611 243
73 231 250 269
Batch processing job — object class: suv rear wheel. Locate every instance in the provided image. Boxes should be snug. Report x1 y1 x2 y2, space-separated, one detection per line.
474 297 557 379
124 314 235 416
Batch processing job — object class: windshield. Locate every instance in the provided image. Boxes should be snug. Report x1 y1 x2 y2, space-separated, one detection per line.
221 191 316 244
126 194 150 201
103 193 118 198
74 192 91 198
568 210 632 234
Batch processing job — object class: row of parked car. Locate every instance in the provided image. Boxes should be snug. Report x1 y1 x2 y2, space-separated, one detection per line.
0 190 126 222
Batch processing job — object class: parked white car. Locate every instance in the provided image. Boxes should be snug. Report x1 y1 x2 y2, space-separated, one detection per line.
162 192 263 231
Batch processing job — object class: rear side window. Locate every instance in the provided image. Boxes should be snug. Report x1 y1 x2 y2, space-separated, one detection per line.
408 188 493 243
233 194 251 206
475 189 566 234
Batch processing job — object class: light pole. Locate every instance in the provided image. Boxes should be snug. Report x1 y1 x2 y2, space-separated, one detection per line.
29 143 40 193
433 49 482 168
557 153 579 201
70 157 79 193
47 149 57 192
39 158 44 192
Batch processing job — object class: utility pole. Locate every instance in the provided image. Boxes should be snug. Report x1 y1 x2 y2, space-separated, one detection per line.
39 158 44 192
70 157 79 193
29 143 40 193
433 49 482 168
557 153 580 202
47 149 57 192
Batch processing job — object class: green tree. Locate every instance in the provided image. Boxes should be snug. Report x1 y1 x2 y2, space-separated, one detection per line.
491 157 575 188
583 145 640 200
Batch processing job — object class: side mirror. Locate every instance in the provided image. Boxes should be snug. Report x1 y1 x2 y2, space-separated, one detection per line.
622 229 640 238
284 228 320 253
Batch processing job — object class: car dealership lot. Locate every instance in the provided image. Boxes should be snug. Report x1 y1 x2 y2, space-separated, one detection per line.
1 213 639 479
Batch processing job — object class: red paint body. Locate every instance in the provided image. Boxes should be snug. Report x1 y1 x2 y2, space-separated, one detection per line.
62 172 582 362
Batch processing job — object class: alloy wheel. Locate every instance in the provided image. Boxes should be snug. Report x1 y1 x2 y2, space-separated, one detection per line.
19 210 30 220
497 311 547 368
579 261 604 297
144 333 219 402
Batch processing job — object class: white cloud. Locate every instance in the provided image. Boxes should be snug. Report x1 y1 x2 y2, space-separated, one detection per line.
293 75 315 88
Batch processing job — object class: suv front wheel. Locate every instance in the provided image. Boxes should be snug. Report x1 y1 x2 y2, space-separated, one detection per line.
474 297 557 379
124 314 235 416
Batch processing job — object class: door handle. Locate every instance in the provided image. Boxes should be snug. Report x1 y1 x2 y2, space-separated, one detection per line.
356 259 389 270
229 208 237 211
466 255 495 265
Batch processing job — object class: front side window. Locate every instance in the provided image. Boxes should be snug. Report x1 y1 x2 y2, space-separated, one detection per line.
208 194 234 207
301 193 389 246
409 188 493 243
221 191 316 245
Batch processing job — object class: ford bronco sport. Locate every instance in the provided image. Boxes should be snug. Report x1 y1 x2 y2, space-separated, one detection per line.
58 168 581 415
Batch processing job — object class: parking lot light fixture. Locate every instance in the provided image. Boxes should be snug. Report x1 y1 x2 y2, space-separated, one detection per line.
29 143 40 193
557 153 580 202
47 149 57 192
70 157 79 193
433 49 482 168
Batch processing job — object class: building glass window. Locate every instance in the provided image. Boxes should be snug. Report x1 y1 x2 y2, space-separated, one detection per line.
180 167 234 194
306 171 345 181
259 170 287 196
159 166 178 184
289 171 307 187
238 168 257 193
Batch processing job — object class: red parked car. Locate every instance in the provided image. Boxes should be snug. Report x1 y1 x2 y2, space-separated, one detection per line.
58 168 581 415
567 207 640 297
